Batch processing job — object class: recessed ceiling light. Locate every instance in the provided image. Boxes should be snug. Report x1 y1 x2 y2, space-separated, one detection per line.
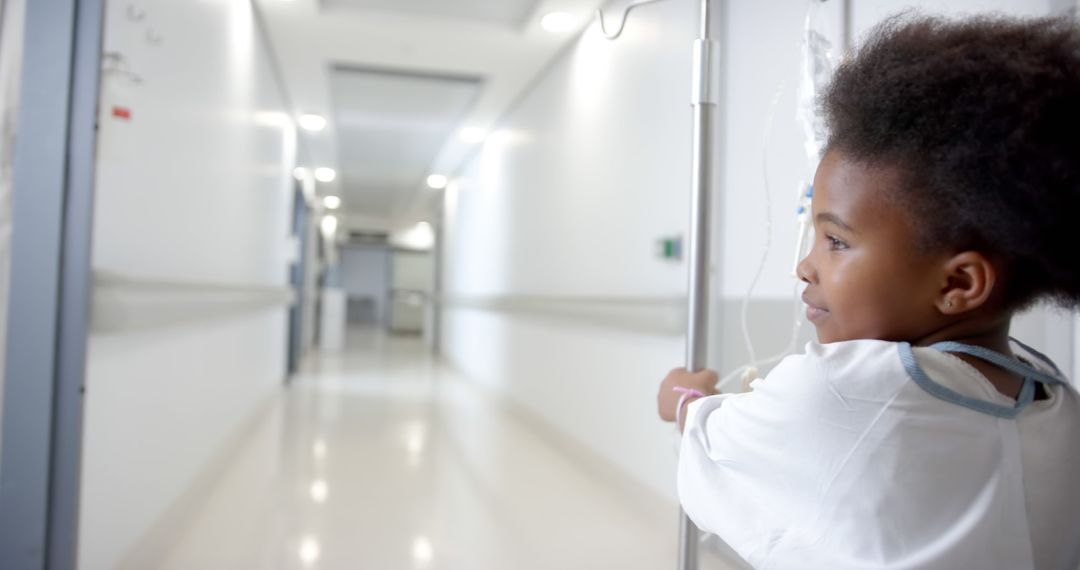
460 127 487 143
314 167 336 182
292 167 309 180
298 114 327 131
323 195 341 210
541 12 577 33
426 175 448 189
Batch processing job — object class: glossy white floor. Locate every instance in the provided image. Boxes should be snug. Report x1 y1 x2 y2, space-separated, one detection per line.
153 328 744 570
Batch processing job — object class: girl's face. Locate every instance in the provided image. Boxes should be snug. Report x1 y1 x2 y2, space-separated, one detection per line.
797 150 948 344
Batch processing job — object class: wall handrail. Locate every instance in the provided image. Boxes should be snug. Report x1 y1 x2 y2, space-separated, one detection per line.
91 270 293 334
437 293 687 336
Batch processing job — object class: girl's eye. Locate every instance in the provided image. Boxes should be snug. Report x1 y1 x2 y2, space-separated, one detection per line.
826 235 848 251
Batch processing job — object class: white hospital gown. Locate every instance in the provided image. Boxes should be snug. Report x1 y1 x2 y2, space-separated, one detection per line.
678 339 1080 569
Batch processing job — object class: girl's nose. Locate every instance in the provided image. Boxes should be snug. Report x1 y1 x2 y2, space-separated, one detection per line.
796 254 814 284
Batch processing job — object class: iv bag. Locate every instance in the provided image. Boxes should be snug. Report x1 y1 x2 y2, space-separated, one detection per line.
796 1 838 168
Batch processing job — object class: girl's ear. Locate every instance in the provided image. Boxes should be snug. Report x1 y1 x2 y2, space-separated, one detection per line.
938 251 996 314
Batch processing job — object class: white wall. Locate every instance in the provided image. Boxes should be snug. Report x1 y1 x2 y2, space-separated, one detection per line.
441 0 696 503
391 250 433 292
440 0 1077 510
78 0 295 567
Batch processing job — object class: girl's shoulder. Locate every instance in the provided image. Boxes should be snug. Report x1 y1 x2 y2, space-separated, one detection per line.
765 339 911 399
783 338 907 371
778 338 1074 385
766 338 1078 417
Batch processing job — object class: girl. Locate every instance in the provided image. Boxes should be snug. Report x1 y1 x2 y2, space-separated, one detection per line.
658 14 1080 569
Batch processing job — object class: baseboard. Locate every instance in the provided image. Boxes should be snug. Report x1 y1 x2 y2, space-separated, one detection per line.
115 389 281 569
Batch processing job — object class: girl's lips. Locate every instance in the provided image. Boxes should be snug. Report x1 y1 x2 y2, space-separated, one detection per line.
801 293 829 322
805 304 829 322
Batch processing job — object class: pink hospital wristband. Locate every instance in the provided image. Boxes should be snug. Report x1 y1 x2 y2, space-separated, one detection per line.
673 387 706 427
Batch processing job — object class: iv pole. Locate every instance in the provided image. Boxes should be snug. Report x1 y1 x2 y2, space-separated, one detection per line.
596 1 719 567
682 0 719 568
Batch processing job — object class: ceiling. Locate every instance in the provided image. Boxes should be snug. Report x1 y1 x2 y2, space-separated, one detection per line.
330 66 482 218
319 0 541 28
254 0 608 230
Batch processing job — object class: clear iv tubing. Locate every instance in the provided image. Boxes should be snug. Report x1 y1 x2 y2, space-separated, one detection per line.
719 280 804 391
718 78 806 393
737 82 783 371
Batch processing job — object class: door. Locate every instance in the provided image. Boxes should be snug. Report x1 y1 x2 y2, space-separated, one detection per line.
287 183 308 377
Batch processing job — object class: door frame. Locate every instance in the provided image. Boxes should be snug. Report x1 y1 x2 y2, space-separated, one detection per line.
0 0 104 568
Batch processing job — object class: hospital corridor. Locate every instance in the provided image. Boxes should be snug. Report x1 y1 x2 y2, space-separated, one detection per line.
1 0 1079 569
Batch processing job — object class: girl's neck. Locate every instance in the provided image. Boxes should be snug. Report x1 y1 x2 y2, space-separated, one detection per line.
914 324 1013 354
912 316 1030 400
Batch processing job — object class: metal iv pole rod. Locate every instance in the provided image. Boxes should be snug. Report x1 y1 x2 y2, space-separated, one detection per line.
681 0 719 568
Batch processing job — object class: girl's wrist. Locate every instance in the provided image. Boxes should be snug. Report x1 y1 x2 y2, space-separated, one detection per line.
673 387 707 429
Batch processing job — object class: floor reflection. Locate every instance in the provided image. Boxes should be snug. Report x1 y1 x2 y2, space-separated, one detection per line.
153 327 738 569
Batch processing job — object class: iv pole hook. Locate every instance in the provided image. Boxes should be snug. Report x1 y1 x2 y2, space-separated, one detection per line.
596 0 672 40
